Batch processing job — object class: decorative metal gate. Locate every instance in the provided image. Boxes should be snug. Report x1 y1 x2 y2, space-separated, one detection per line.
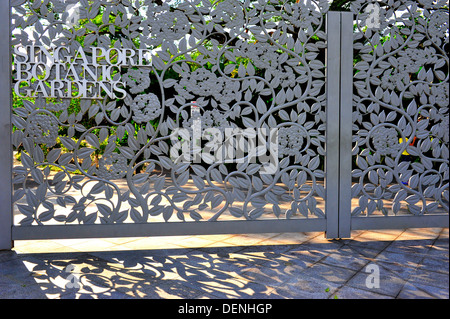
0 0 448 250
345 0 449 236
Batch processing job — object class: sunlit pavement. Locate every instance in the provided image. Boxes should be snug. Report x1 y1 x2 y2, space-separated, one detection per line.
0 228 448 299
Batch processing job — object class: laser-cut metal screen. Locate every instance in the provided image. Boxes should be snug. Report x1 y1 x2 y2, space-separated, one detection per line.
349 0 449 229
1 0 447 247
9 0 332 240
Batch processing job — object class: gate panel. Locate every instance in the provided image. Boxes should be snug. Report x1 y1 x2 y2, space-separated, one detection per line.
349 0 449 231
9 0 334 241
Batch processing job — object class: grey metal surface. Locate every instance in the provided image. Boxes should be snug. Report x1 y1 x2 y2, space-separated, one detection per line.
0 0 12 250
11 219 327 240
352 215 449 230
325 11 341 239
6 0 448 245
349 0 449 228
338 12 354 238
9 0 332 241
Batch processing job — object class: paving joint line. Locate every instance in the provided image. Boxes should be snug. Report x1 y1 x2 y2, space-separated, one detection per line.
333 229 407 298
393 228 449 299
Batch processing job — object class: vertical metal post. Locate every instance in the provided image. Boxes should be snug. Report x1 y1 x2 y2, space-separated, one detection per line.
0 0 12 250
325 12 341 239
338 12 354 238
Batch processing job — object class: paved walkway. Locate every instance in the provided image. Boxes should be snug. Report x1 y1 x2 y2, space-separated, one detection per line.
0 228 448 299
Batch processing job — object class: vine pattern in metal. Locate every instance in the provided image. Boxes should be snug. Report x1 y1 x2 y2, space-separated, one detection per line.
350 0 449 217
11 0 330 226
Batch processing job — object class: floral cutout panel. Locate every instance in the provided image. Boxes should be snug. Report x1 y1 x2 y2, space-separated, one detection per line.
350 0 449 218
11 0 330 226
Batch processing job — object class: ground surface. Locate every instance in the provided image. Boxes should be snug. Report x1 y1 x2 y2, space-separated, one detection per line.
0 228 448 299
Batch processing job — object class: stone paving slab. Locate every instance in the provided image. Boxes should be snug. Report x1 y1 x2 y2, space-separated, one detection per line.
0 228 448 299
398 281 449 299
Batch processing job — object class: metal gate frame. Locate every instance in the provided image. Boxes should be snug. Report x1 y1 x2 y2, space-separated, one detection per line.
327 10 448 239
325 11 354 239
0 0 13 250
345 1 449 235
0 3 448 250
